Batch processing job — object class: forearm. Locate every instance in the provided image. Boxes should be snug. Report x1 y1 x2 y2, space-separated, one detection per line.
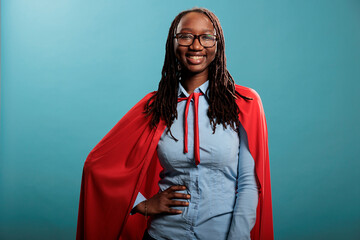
131 200 147 215
227 188 258 240
227 124 258 240
130 192 147 215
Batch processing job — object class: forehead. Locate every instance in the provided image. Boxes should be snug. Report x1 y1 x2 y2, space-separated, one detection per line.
176 12 215 33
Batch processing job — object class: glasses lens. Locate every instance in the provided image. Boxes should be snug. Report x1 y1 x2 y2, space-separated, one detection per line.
200 35 216 47
177 34 194 46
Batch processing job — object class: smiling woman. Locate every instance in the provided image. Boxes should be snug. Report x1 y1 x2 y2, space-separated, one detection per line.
76 7 273 240
174 12 217 77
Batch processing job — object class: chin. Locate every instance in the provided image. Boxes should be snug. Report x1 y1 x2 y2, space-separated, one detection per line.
184 65 208 74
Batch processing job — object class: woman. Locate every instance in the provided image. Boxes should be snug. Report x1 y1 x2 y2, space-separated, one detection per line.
76 7 273 240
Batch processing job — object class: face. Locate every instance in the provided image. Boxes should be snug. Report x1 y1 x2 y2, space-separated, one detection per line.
174 12 217 75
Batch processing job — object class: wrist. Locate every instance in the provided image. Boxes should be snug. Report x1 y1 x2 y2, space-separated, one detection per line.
134 200 147 215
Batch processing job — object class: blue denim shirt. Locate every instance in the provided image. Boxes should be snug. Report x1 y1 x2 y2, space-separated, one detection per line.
133 80 258 240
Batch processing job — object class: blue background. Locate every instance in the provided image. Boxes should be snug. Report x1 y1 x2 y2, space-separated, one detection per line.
1 0 359 239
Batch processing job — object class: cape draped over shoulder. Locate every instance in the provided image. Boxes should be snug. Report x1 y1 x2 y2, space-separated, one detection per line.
76 85 274 240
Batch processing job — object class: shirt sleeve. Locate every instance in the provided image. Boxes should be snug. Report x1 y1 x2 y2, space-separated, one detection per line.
227 124 258 240
129 192 147 215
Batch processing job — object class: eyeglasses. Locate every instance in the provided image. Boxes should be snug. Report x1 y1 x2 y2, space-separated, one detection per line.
174 33 218 48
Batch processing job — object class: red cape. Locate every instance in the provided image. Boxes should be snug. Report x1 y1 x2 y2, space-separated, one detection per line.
76 85 274 240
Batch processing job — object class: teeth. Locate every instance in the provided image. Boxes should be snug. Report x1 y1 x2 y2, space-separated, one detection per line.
188 56 204 59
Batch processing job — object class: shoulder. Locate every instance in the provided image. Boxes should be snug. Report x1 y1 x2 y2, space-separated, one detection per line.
234 84 266 119
139 91 157 103
130 91 157 109
234 85 267 131
112 91 157 123
235 84 262 103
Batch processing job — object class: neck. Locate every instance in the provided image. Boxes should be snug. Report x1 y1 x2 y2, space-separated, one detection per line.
181 69 208 94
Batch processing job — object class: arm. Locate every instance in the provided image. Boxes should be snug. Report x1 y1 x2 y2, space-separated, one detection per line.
227 124 258 240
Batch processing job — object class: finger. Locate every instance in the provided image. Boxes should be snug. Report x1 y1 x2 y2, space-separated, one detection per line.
169 200 189 206
170 193 191 199
166 185 187 192
167 208 182 214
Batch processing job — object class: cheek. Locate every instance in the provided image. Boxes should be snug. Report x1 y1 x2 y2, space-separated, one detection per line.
209 48 217 62
174 42 180 59
174 44 184 59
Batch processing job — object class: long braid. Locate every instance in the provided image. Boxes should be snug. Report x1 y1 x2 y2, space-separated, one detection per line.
145 7 252 134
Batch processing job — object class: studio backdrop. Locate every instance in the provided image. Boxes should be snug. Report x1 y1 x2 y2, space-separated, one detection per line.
1 0 359 239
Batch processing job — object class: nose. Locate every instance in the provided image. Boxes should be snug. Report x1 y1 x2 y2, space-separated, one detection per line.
189 37 203 50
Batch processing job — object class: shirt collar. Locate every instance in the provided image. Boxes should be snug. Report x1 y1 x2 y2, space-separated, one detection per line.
178 80 210 99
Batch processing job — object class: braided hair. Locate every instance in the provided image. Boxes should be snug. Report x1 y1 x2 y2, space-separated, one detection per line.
145 7 252 135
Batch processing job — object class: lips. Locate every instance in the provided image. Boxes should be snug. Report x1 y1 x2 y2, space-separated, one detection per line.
186 54 206 64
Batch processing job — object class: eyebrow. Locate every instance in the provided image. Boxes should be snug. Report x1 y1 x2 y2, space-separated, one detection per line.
179 28 214 33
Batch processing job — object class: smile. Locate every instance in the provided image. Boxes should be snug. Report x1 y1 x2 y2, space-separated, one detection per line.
186 55 206 65
188 56 205 59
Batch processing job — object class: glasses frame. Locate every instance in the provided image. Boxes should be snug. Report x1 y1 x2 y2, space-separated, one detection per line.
173 33 218 48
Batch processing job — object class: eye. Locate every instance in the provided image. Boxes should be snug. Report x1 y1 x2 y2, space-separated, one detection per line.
178 34 193 40
201 34 216 41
